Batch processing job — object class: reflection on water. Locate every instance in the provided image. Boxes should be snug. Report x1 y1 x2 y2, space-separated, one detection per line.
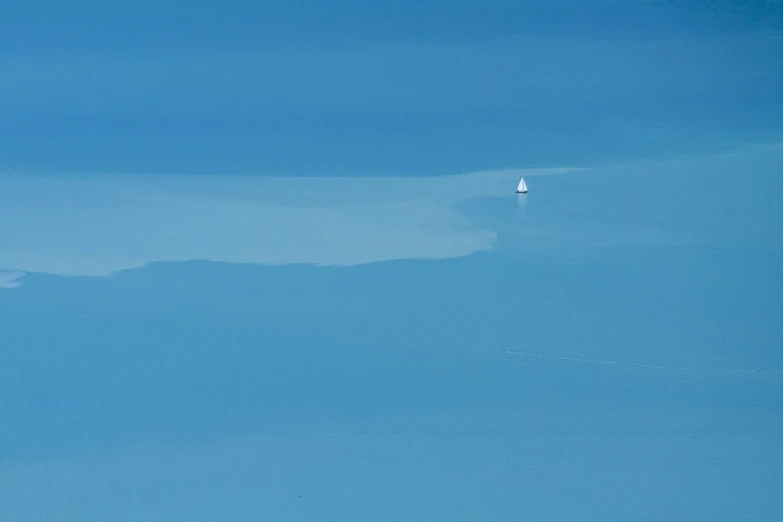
516 192 528 210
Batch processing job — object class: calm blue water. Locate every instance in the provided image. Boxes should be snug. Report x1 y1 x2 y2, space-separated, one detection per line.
1 2 783 521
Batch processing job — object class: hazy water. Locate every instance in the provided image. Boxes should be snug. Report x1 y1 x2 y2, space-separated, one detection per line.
2 2 783 520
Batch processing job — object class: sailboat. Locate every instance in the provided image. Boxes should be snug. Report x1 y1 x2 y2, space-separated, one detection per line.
515 177 528 194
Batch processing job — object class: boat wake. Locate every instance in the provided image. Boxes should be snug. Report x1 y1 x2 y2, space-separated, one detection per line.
504 350 782 377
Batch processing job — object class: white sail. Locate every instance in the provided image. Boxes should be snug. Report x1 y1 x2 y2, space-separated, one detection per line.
516 177 528 193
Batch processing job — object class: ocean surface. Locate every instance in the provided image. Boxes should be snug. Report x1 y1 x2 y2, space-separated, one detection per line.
1 2 782 521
